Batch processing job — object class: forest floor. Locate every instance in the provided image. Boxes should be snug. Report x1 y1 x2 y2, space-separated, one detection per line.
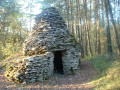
0 60 96 90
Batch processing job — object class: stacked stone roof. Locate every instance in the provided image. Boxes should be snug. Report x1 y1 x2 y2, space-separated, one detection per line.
23 7 76 56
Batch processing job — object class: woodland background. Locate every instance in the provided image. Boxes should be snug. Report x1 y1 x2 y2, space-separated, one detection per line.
0 0 120 89
0 0 120 60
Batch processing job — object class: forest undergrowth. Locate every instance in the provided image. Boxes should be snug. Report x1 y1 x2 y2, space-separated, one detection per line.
89 54 120 90
0 53 120 90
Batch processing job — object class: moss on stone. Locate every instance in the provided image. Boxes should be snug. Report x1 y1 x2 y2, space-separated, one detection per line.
70 67 75 75
5 61 27 83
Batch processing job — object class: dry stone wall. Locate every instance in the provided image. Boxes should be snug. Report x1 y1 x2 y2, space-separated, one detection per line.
5 7 80 83
5 52 54 83
62 48 80 74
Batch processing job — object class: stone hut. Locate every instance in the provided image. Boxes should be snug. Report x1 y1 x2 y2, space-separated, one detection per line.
5 7 80 83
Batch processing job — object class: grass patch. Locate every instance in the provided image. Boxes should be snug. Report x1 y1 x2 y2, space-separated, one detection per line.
89 54 120 90
90 54 113 76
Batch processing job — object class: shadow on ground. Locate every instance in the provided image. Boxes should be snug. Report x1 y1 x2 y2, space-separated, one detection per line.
0 60 96 90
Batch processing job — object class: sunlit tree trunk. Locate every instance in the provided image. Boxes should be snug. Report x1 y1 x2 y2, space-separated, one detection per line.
70 0 74 35
79 1 84 58
101 0 105 28
95 0 101 55
88 0 93 57
83 0 88 56
65 0 70 29
76 0 80 42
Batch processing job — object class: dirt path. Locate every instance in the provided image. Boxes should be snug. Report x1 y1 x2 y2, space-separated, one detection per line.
0 60 96 90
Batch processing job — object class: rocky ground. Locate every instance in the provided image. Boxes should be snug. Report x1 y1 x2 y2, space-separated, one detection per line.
0 60 96 90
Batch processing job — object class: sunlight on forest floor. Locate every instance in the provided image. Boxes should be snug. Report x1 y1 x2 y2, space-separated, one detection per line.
0 55 120 90
89 55 120 90
0 59 95 90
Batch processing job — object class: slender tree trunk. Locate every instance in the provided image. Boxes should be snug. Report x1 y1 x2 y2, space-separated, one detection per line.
97 0 101 55
83 0 88 56
101 0 105 28
95 19 98 54
95 1 98 54
79 1 84 58
107 0 120 55
95 0 101 55
76 0 80 42
65 0 70 29
104 0 113 54
80 24 84 58
97 18 101 55
88 0 93 57
70 0 74 35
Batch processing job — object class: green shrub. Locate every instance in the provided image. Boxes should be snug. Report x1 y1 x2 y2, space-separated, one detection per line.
90 54 113 76
0 42 23 59
89 54 120 90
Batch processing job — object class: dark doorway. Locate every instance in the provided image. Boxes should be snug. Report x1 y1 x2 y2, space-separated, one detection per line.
54 51 63 74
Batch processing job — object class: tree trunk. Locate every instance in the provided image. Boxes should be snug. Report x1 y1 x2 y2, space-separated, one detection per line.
97 0 101 55
83 0 88 56
104 0 113 54
70 0 74 35
65 0 70 29
88 0 93 57
80 24 84 58
95 0 101 55
107 0 120 55
79 1 84 58
76 0 80 42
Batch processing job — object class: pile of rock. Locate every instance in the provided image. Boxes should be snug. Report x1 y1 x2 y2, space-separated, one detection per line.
5 52 54 83
5 7 80 83
34 7 67 30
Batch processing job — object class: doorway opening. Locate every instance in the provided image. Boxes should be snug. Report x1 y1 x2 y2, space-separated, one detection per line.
53 51 63 74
